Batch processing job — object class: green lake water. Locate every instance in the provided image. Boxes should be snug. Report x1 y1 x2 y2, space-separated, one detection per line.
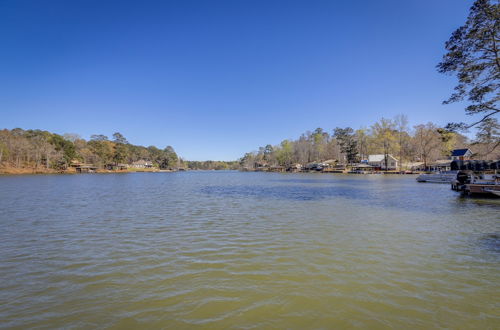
0 171 499 328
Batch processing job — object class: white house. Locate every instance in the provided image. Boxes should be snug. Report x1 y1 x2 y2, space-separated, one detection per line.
367 154 398 170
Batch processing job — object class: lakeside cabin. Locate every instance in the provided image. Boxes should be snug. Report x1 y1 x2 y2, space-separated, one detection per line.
366 154 398 170
411 149 473 172
451 148 473 161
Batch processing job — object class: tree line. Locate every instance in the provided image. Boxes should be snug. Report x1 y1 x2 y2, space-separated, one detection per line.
239 116 499 170
186 160 239 170
0 129 180 170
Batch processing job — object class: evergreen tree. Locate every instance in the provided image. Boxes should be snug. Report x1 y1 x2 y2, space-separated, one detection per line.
438 0 500 129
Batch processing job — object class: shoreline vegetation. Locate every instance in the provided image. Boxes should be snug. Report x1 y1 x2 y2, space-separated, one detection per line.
1 114 498 176
0 128 240 175
0 165 236 175
0 165 175 175
239 116 499 173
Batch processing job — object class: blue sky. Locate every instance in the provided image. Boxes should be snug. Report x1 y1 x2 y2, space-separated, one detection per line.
1 0 474 160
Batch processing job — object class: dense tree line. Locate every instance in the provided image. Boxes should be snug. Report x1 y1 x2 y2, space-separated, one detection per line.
186 160 239 170
0 129 180 170
239 116 500 170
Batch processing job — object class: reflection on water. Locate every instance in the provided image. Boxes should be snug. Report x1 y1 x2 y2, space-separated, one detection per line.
0 171 499 328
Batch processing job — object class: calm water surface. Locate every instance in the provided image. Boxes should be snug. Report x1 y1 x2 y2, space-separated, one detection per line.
0 172 499 328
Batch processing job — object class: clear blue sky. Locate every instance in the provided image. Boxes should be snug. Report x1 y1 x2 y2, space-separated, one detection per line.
1 0 474 160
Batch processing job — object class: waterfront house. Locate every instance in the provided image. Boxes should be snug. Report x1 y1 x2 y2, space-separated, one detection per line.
367 154 398 170
451 149 473 161
131 159 153 168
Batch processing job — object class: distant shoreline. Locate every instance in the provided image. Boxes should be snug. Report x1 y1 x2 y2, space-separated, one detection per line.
0 166 176 175
0 166 423 176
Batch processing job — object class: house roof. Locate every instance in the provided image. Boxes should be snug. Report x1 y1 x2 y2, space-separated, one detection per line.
368 154 398 162
451 149 471 156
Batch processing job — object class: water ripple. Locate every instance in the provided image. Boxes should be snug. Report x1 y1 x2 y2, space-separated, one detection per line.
0 172 499 328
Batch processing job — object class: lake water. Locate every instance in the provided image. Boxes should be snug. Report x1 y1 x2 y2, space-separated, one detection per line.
0 171 499 328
